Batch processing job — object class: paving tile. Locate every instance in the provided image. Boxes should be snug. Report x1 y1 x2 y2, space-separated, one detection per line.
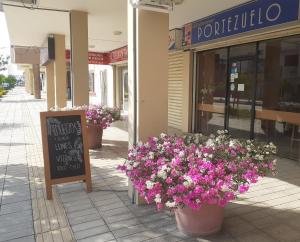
74 225 110 240
112 224 147 238
262 224 300 242
78 232 115 242
0 200 32 215
108 218 141 231
234 230 276 242
3 87 300 242
68 208 99 219
97 202 127 212
105 212 135 224
143 235 182 242
72 219 106 233
0 226 34 242
6 235 35 242
69 213 102 226
223 216 257 236
100 206 131 217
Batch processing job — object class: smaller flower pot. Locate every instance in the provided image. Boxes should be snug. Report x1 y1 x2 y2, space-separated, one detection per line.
87 125 103 149
175 205 224 236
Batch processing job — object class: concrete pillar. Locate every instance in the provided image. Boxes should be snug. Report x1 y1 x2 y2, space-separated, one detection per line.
24 68 31 93
112 65 117 107
70 10 89 106
182 51 193 133
114 66 122 109
46 62 55 110
29 68 34 95
32 64 41 99
127 2 169 204
53 34 67 108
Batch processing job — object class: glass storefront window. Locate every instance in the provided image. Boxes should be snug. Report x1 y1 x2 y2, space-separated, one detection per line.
255 36 300 160
195 35 300 161
196 48 227 134
228 44 256 139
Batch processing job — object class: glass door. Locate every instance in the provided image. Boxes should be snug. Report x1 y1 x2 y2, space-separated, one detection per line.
226 44 256 139
122 70 128 112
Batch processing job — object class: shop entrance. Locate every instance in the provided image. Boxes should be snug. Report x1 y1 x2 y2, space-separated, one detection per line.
195 35 300 161
226 44 256 139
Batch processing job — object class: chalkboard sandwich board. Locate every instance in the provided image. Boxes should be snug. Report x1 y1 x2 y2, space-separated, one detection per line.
40 110 92 200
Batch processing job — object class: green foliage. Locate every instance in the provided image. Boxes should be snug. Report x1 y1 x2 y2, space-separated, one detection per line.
0 87 7 97
4 75 17 88
0 74 5 83
0 75 17 89
0 55 9 72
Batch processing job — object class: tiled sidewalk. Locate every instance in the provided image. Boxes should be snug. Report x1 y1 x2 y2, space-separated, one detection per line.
1 87 300 242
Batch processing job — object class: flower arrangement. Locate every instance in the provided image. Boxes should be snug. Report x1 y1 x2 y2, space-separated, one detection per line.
118 130 277 210
105 107 121 121
84 105 113 129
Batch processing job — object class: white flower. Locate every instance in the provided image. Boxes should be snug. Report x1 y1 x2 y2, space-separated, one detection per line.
179 151 185 158
229 140 236 148
161 165 171 172
183 175 193 187
160 133 167 138
146 180 154 189
165 201 176 208
149 152 154 159
157 170 167 179
154 194 161 203
126 164 133 170
206 139 214 147
133 162 140 168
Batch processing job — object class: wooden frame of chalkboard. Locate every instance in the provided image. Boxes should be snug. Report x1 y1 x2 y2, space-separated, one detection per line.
40 110 92 200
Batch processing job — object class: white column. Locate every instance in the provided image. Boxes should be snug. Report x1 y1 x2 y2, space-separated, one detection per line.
70 10 89 106
128 2 169 204
46 62 55 110
53 34 67 108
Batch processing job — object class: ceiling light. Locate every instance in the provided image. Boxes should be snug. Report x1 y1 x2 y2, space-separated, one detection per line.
130 0 184 10
113 31 122 36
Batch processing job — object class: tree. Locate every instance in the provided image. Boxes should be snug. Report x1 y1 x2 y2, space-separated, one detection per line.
0 55 9 72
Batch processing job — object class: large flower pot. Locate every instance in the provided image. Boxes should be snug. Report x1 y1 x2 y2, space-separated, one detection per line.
87 125 103 149
175 205 224 236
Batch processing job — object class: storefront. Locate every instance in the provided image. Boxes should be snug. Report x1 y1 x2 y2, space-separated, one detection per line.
109 46 128 113
184 0 300 161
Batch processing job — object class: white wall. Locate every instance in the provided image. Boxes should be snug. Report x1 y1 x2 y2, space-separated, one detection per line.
89 64 114 107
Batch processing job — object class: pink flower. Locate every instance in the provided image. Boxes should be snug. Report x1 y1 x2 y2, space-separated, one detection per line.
117 132 277 210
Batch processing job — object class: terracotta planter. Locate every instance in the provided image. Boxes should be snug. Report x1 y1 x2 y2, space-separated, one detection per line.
87 125 103 149
175 204 224 236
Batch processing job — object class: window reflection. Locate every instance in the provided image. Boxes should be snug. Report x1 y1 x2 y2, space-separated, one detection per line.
196 49 227 134
195 35 300 161
255 37 300 160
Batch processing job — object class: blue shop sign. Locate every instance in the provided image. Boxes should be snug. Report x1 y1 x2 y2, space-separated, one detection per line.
182 0 300 47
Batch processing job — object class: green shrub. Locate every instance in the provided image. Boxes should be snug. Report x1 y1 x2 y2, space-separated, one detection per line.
4 75 17 89
0 87 8 97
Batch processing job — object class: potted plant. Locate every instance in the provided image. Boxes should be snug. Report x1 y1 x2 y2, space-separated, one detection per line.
118 130 277 236
84 105 113 149
105 107 121 122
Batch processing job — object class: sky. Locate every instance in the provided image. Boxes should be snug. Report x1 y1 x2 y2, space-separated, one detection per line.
0 12 21 76
0 12 10 56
